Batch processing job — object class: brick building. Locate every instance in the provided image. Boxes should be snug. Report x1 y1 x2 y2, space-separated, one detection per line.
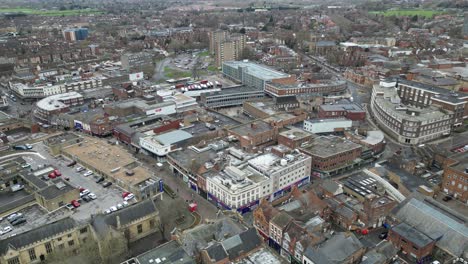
441 152 468 203
228 120 278 152
388 223 436 261
277 127 315 149
318 103 366 121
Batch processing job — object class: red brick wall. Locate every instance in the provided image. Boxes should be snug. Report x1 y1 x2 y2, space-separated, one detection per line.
153 119 180 134
388 229 435 260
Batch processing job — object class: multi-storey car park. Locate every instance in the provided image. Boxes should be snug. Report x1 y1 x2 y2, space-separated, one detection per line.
371 80 454 145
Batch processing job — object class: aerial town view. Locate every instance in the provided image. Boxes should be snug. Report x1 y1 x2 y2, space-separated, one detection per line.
0 0 467 263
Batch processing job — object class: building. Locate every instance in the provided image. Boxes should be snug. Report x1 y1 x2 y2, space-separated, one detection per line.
206 149 311 213
200 86 264 108
139 129 193 159
228 120 278 151
113 116 180 145
318 103 366 121
215 34 246 67
264 79 347 101
303 118 353 134
35 179 80 211
392 198 468 261
302 232 365 264
209 30 228 54
388 222 436 262
441 152 468 203
395 79 468 127
33 92 84 123
371 80 454 145
121 240 195 264
0 218 89 264
60 136 162 200
222 61 293 90
121 52 153 71
63 28 89 42
104 98 176 117
300 136 362 177
9 78 103 99
278 127 315 149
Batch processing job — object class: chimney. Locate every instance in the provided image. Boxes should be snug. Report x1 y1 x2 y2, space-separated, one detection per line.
116 215 121 229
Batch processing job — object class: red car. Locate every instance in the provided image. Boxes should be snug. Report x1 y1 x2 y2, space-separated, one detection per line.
71 200 80 208
48 172 56 179
54 169 62 176
79 187 86 192
122 192 132 198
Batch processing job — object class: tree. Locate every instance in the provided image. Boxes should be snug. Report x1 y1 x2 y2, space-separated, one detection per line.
240 47 255 61
239 28 246 34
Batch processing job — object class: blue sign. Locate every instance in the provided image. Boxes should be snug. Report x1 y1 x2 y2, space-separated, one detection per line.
158 179 164 192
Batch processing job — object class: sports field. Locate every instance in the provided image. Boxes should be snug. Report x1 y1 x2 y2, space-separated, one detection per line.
369 9 444 18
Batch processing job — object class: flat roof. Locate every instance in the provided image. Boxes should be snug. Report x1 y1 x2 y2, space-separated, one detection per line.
229 120 272 137
62 137 154 187
301 136 361 158
36 91 83 111
37 179 76 200
136 240 195 264
223 61 289 80
152 130 193 146
320 103 364 112
279 127 314 140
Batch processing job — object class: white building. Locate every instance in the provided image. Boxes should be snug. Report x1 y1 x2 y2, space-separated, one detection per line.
207 149 311 211
139 130 193 159
9 79 103 99
303 118 352 134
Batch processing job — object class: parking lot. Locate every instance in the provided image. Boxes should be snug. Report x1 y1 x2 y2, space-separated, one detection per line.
1 141 134 236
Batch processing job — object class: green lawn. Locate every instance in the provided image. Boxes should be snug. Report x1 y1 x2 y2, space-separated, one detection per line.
197 50 210 57
0 8 103 16
207 65 218 72
369 9 444 18
164 67 192 79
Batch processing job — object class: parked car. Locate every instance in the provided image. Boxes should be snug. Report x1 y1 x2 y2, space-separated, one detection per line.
124 193 135 201
11 218 26 226
7 213 22 223
80 189 90 197
48 172 56 179
67 160 77 167
105 209 111 214
25 144 33 149
117 203 123 210
95 177 105 183
83 171 93 177
71 200 80 208
442 195 453 202
102 182 112 188
82 196 92 202
123 201 129 207
53 169 62 176
0 226 12 235
13 145 28 151
122 192 132 198
76 166 85 172
21 163 31 168
109 206 117 212
88 193 97 200
379 232 388 239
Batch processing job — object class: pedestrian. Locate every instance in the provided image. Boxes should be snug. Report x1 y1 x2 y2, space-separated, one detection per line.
177 188 179 193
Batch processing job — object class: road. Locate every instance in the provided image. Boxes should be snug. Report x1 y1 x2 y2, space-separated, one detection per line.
0 151 46 161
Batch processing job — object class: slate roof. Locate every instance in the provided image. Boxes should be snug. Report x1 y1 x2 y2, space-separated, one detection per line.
391 223 433 248
91 199 157 237
303 232 364 264
221 228 262 260
394 198 468 257
271 212 293 229
37 179 76 200
136 240 195 264
0 217 76 255
204 243 228 262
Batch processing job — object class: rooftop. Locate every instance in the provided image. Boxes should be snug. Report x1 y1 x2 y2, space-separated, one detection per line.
301 136 361 158
229 120 273 137
151 130 193 146
320 103 364 113
248 151 309 176
279 127 315 141
36 179 75 200
36 91 83 111
391 222 434 248
135 240 195 264
394 78 468 103
223 61 289 80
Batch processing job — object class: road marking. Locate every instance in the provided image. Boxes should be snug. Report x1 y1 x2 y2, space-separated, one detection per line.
0 152 46 160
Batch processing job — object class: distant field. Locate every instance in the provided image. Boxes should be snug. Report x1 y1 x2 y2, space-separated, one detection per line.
369 9 444 18
164 67 192 79
0 8 103 16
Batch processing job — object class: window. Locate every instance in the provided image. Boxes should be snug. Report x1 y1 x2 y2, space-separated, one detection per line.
67 234 72 238
57 237 62 241
68 240 75 246
7 257 20 264
58 244 65 249
45 242 52 253
150 220 155 229
29 248 37 261
137 224 143 234
80 227 88 234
